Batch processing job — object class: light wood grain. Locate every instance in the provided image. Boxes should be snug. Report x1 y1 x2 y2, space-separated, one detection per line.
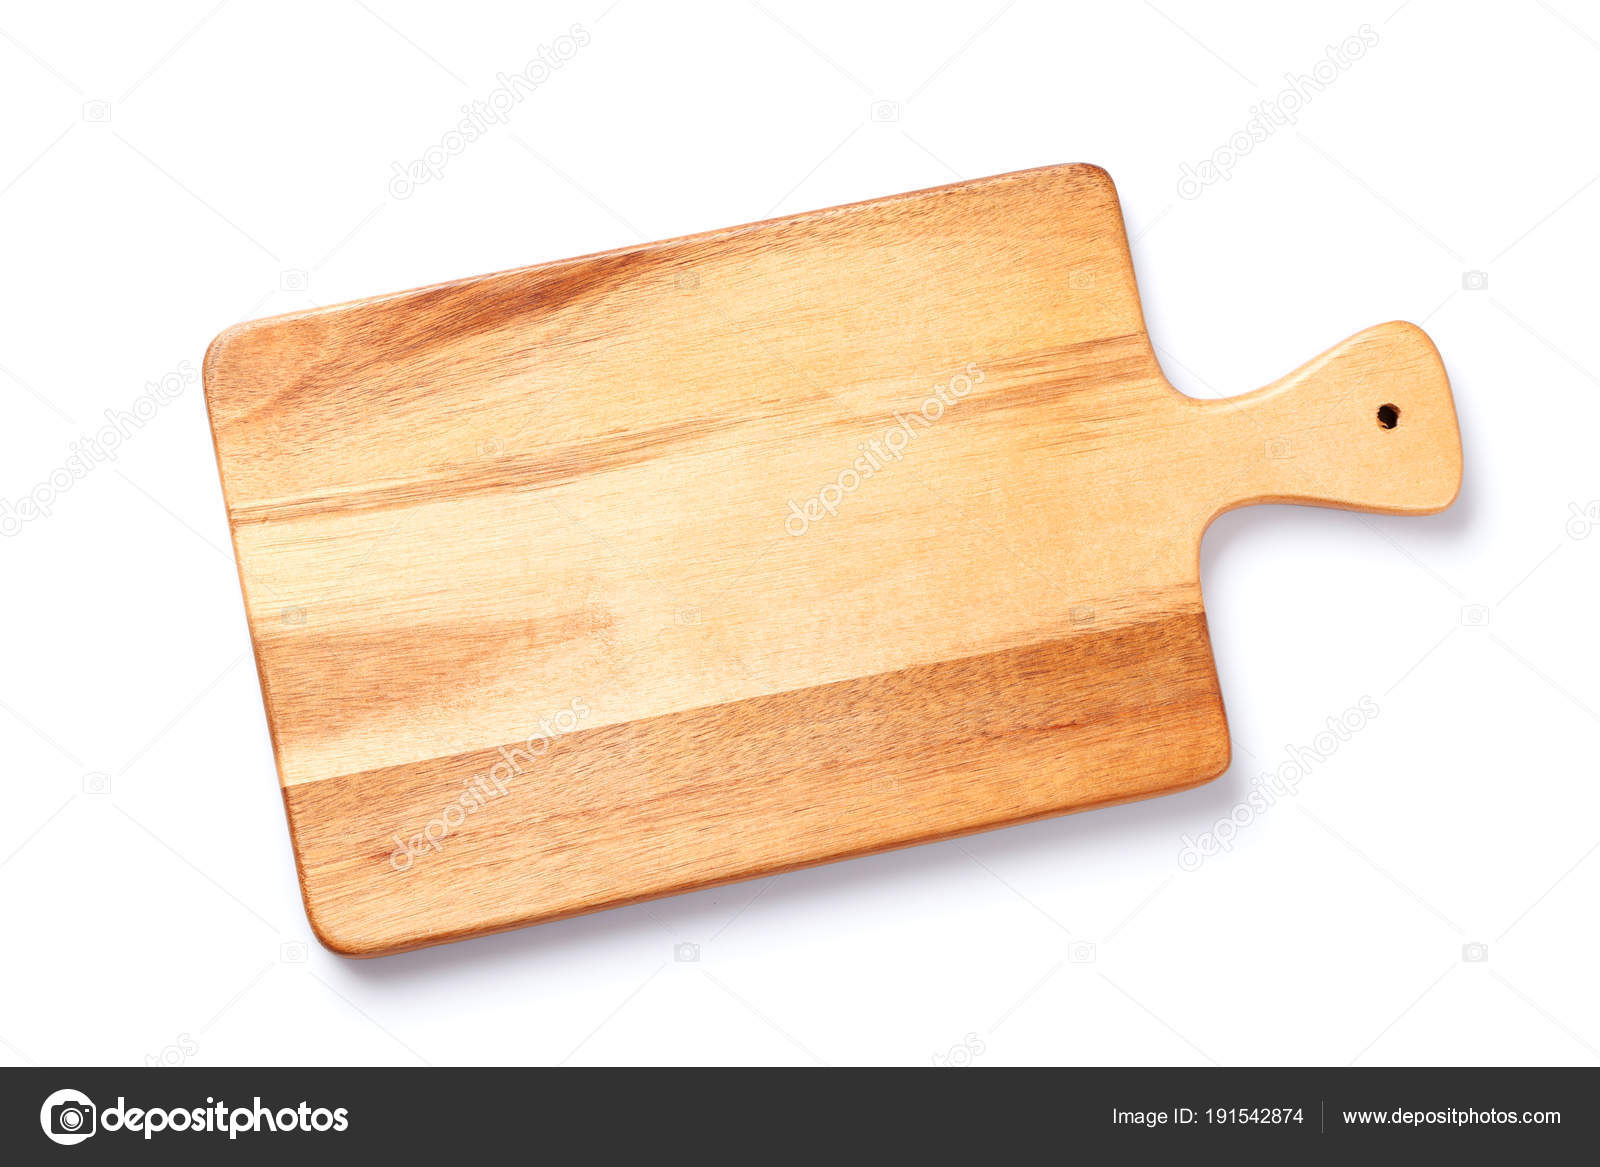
203 163 1462 956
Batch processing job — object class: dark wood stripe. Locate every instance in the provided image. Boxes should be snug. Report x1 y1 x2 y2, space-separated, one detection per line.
229 415 744 526
216 246 685 431
283 612 1228 956
228 334 1157 527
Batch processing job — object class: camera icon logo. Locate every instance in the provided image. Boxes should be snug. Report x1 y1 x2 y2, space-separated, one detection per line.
1461 270 1488 291
81 100 112 123
1068 940 1097 964
1566 501 1600 540
1265 436 1294 461
869 100 901 122
280 940 309 963
280 268 309 292
82 771 112 797
1462 941 1489 963
1460 604 1490 628
673 941 700 962
40 1088 97 1146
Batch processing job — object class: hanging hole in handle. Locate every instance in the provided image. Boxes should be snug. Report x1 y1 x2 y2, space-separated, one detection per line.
1377 403 1400 430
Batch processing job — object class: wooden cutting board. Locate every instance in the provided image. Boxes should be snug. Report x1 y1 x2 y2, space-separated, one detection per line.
204 163 1461 957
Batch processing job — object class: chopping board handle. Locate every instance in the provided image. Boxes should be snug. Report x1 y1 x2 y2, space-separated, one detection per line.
1195 320 1462 522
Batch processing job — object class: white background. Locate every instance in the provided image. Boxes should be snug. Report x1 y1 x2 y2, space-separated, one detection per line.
2 0 1597 1067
